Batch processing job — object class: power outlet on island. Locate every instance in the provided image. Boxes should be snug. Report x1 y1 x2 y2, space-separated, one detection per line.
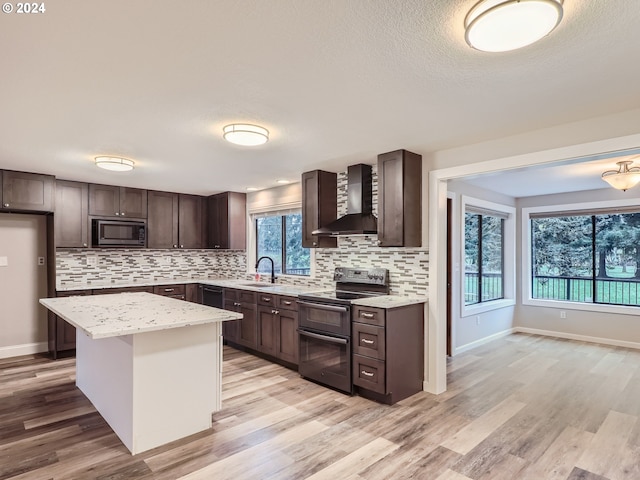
86 256 98 266
476 316 480 326
560 311 567 319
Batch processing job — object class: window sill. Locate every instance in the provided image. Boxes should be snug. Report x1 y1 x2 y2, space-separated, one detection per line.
462 298 515 317
523 298 640 316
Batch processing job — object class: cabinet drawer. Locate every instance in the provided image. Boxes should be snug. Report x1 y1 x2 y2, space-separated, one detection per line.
353 306 385 326
223 288 238 302
257 293 276 307
238 290 257 304
276 295 297 311
153 284 186 296
353 355 386 394
353 322 385 360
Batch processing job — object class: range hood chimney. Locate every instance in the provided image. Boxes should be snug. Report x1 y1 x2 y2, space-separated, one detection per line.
312 163 378 236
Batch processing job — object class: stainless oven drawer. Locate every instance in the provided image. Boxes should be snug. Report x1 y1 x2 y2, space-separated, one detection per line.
298 329 352 394
297 300 350 337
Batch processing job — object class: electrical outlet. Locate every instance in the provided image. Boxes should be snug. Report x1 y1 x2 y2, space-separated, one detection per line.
37 256 45 266
476 316 480 326
86 256 98 266
560 311 566 319
162 256 173 265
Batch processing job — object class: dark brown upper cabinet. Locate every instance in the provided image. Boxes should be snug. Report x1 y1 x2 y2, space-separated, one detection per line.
88 184 148 218
207 192 246 250
147 191 205 249
55 180 89 248
1 170 55 212
377 149 422 247
178 194 205 249
301 170 337 248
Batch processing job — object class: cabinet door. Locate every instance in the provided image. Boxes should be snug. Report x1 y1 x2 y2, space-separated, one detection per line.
257 306 277 356
301 170 337 248
237 302 257 349
147 191 179 248
88 184 120 217
2 171 55 212
276 308 299 364
55 180 89 248
186 284 201 303
377 149 422 247
178 194 204 249
222 298 240 343
207 192 246 249
120 187 147 218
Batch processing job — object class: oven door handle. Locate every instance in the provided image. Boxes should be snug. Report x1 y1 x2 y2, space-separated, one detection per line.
296 301 349 313
298 329 349 345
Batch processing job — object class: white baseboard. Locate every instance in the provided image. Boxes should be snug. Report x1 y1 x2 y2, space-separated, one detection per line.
453 328 516 355
0 342 48 360
515 327 640 350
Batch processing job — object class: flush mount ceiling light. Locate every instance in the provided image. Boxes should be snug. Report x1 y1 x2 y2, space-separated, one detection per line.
94 156 135 172
223 124 269 146
601 160 640 192
464 0 563 53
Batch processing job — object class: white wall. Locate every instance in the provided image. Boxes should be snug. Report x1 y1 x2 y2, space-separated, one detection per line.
515 187 640 347
0 213 49 358
447 181 516 353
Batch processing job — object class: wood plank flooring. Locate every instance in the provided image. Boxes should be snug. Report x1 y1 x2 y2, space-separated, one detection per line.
1 333 639 479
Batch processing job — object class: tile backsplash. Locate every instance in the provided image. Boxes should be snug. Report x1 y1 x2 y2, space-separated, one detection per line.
56 248 246 289
56 165 428 297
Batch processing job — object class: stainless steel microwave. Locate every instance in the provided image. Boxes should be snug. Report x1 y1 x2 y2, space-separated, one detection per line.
91 219 146 247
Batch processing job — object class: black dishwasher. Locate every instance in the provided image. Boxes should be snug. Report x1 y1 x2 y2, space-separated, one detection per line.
202 286 223 308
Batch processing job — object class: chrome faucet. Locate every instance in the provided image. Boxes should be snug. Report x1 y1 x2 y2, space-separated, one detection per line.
255 256 276 283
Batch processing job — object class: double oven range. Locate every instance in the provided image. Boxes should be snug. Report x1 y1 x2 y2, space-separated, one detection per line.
297 267 389 394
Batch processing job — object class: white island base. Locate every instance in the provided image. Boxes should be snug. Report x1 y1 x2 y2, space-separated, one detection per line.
76 321 222 455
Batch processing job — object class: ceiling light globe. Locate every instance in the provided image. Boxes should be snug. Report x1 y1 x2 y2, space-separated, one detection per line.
223 124 269 146
465 0 563 53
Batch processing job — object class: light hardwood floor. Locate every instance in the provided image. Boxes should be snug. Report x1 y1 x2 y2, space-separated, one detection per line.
1 333 639 479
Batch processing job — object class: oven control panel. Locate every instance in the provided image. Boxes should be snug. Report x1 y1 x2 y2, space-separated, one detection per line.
333 267 388 285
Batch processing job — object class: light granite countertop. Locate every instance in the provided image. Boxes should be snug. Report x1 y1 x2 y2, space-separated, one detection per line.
351 295 428 309
40 292 243 339
57 277 329 297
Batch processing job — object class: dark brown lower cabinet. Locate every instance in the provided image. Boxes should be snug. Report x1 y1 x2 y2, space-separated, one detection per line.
352 302 424 404
48 289 92 359
222 288 257 349
225 290 298 367
186 284 202 303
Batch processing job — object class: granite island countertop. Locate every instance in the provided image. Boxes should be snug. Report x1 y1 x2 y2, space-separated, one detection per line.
40 292 243 339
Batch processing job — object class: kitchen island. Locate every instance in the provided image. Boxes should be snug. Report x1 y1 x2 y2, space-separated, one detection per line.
39 292 242 455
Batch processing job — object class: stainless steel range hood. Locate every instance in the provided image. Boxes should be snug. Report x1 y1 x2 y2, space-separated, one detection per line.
312 163 377 236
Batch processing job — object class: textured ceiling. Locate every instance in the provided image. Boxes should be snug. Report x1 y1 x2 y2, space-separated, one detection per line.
1 1 640 195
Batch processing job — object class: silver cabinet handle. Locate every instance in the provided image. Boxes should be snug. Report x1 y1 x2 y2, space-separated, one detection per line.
376 240 381 245
115 212 120 216
312 241 317 246
361 370 375 377
3 203 9 207
214 244 220 248
234 302 241 307
180 244 184 248
262 297 272 303
274 310 279 315
121 212 125 216
361 338 374 344
360 312 375 318
282 300 292 305
83 243 88 247
173 244 178 248
164 288 174 292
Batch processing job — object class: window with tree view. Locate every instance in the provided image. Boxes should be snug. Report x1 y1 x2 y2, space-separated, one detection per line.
531 211 640 306
256 212 310 276
465 211 504 305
